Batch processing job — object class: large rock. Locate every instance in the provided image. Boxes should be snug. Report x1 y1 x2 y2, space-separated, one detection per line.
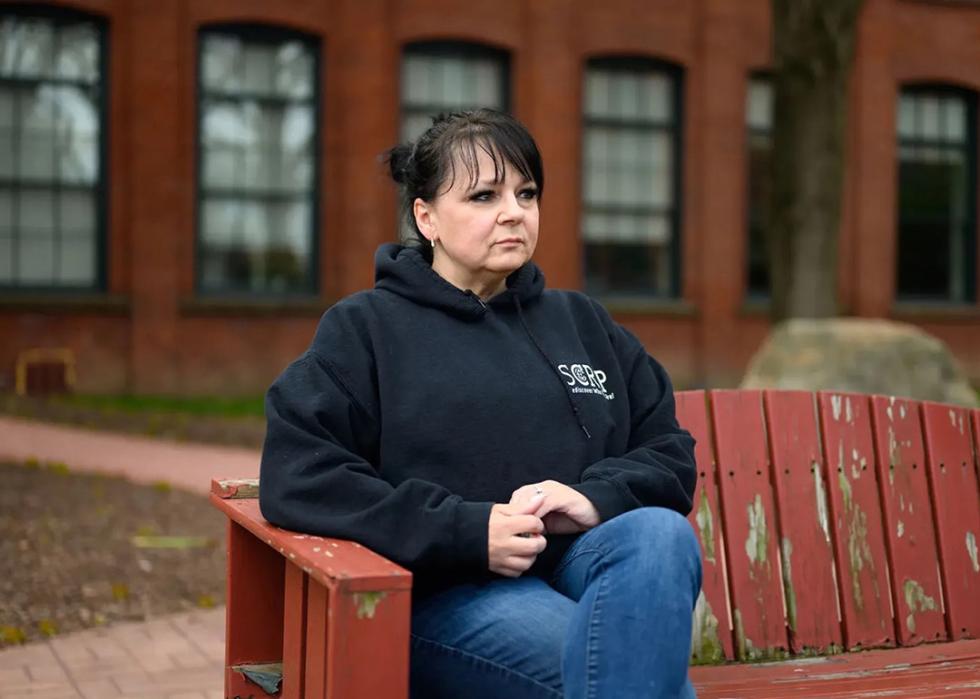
741 318 978 407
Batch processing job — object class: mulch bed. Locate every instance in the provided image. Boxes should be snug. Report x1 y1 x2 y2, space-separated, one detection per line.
0 460 226 647
0 395 266 449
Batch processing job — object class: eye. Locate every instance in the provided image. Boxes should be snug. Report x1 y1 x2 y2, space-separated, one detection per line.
469 190 495 202
519 187 539 200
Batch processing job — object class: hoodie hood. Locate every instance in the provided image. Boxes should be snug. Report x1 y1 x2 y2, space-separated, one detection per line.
374 243 545 320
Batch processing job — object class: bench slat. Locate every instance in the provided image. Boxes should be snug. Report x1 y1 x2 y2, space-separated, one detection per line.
764 390 842 654
710 390 788 660
921 402 980 640
305 582 330 698
281 564 308 699
870 396 947 646
225 520 285 698
676 390 734 662
691 637 980 698
818 392 895 649
325 587 412 698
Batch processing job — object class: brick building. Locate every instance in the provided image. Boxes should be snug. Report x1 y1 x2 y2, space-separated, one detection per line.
1 0 979 395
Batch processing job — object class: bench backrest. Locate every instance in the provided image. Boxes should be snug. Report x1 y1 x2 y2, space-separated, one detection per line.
676 390 980 663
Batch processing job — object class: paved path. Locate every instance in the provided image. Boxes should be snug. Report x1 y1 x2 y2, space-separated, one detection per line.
0 417 260 699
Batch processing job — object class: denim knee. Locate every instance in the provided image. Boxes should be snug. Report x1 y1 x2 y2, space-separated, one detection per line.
603 507 701 573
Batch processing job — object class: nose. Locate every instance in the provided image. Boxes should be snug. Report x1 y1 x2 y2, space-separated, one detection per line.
497 191 525 225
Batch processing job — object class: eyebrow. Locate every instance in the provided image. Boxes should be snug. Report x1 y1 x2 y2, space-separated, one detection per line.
472 177 535 188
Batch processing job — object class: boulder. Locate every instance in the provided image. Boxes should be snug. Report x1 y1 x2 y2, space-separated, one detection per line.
741 318 978 407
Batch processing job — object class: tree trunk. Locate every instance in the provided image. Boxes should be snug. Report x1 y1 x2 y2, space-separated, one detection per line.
768 0 864 321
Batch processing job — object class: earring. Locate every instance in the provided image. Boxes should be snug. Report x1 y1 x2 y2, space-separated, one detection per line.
431 238 436 248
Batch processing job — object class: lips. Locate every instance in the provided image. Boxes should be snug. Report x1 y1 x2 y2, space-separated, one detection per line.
494 238 524 246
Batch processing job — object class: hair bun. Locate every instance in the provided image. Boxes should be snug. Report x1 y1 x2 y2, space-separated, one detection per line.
384 144 413 185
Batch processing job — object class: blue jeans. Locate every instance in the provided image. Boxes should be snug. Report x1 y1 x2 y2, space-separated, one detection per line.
410 507 702 698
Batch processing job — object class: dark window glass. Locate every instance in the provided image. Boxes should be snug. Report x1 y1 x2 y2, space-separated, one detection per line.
581 58 682 297
896 87 976 303
197 27 319 295
746 76 772 298
0 8 105 289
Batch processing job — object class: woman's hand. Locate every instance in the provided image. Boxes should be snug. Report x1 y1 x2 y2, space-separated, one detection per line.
509 481 601 535
488 495 547 577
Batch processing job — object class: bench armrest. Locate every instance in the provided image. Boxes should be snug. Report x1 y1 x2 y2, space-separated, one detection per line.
211 478 412 699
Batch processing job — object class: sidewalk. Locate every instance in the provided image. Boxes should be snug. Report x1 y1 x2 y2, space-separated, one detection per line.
0 416 260 699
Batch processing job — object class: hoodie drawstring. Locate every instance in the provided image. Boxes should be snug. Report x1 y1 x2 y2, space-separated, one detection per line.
513 296 592 440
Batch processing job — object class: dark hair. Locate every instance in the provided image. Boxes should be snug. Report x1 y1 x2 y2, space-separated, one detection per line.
384 109 544 259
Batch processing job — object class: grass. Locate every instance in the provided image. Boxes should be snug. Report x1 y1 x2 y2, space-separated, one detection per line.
44 393 265 419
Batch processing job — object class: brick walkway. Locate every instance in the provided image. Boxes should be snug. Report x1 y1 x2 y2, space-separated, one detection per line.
0 416 261 699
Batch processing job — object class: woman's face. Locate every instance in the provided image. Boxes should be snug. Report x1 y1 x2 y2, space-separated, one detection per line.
414 146 540 292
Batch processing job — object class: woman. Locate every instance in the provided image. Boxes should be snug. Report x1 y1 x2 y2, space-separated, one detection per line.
259 109 702 698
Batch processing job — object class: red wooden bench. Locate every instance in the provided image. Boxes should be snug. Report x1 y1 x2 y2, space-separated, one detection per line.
211 389 980 698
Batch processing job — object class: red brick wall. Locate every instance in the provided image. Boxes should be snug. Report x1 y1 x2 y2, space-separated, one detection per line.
1 0 979 395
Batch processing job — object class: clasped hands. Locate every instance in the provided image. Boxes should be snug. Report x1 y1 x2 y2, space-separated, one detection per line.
488 480 600 577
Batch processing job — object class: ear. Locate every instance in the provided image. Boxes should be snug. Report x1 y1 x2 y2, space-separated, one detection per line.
413 198 437 243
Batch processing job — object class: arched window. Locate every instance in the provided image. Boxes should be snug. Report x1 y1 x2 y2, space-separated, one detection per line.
581 57 683 298
0 5 107 289
196 24 320 295
400 41 509 142
896 85 976 303
745 73 772 298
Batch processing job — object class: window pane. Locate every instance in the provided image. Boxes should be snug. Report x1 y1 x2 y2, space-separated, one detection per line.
919 96 941 140
19 190 55 233
19 87 56 180
0 89 13 126
897 94 916 139
60 191 94 235
0 190 10 229
638 73 670 122
611 72 639 119
0 132 13 178
18 236 54 283
53 85 99 183
474 59 499 105
274 41 313 98
402 55 430 106
0 18 54 78
442 59 466 107
0 237 11 282
202 35 242 93
585 70 609 117
747 79 772 131
57 236 95 284
55 22 99 82
943 96 966 144
243 44 274 95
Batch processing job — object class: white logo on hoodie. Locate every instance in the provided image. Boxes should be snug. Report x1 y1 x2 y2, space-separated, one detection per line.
557 363 615 400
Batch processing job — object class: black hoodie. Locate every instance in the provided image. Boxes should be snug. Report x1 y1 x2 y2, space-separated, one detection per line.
259 243 696 592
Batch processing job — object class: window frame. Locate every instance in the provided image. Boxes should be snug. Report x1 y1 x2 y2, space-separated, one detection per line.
194 22 322 298
895 83 978 304
0 3 110 292
579 55 685 300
